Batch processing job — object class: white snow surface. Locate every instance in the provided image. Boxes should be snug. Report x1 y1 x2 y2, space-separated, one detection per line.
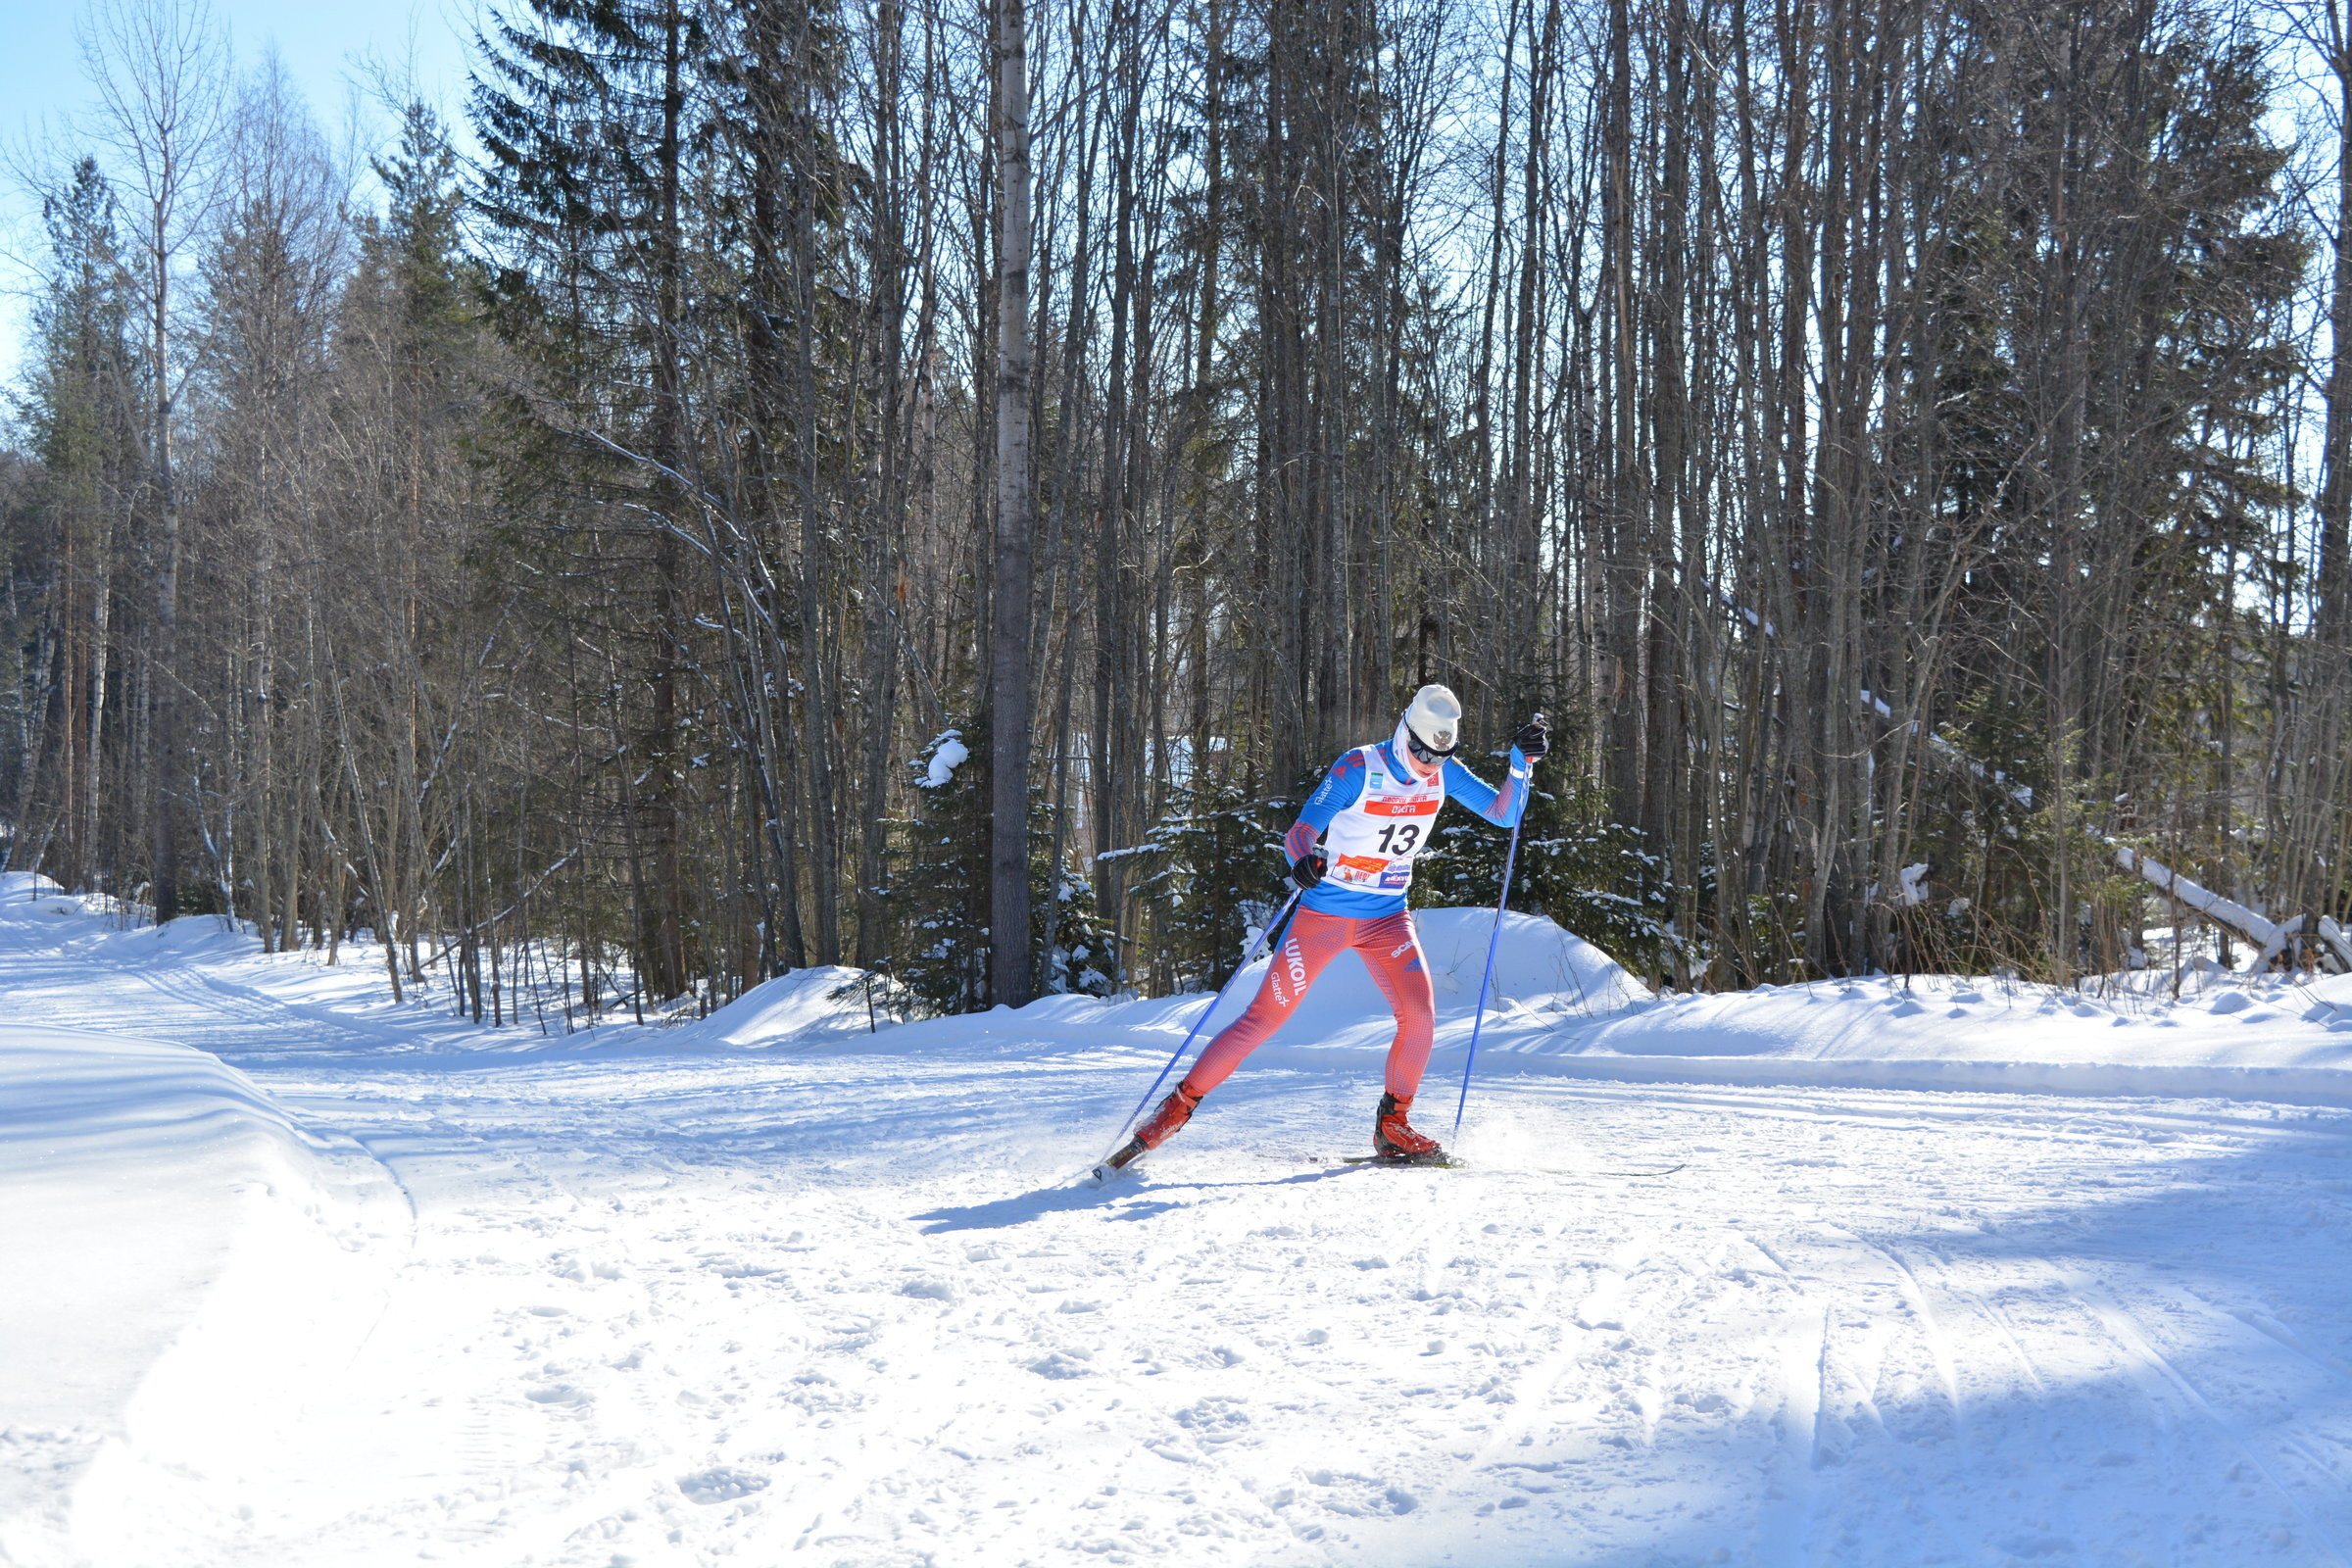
695 965 884 1049
2 871 2350 1565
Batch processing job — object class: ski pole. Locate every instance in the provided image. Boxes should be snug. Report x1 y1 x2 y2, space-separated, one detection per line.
1452 800 1529 1139
1103 888 1303 1155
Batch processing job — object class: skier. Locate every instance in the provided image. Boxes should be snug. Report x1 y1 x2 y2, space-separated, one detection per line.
1105 685 1548 1170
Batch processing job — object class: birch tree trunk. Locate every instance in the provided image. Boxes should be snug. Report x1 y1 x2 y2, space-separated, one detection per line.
990 0 1036 1007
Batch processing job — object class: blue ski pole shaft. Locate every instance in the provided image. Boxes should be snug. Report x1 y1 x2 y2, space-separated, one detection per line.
1104 889 1302 1154
1453 814 1526 1138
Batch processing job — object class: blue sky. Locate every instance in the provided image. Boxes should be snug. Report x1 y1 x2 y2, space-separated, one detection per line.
0 0 479 382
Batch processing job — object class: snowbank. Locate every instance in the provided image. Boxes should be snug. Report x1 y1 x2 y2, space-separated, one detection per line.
1572 970 2352 1066
1282 906 1651 1021
1481 970 2352 1103
10 860 2346 1114
1171 905 1649 1044
788 920 2352 1108
700 906 1642 1050
690 963 891 1048
650 906 1646 1058
0 1023 399 1567
706 912 2352 1106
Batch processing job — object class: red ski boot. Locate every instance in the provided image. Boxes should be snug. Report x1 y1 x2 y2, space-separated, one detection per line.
1098 1083 1202 1176
1372 1092 1451 1165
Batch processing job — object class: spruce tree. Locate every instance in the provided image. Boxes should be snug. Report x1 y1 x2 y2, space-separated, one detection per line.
474 0 716 999
885 726 1119 1012
1118 771 1298 994
884 729 987 1010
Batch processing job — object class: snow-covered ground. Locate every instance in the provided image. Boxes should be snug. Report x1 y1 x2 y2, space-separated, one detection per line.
3 872 2350 1567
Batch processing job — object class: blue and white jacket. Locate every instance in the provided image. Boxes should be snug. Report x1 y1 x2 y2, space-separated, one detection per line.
1283 716 1532 918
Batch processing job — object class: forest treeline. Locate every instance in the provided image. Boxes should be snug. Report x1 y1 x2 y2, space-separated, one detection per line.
4 0 2350 1023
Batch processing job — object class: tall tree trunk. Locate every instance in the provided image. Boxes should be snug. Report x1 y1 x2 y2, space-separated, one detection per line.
2315 8 2352 651
644 0 691 998
149 208 180 923
990 0 1035 1007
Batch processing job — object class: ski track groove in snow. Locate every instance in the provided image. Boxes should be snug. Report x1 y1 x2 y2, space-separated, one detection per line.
2065 1272 2352 1568
3 885 2351 1564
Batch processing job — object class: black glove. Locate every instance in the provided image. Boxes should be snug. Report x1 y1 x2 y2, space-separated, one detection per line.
1512 713 1550 761
1289 849 1326 890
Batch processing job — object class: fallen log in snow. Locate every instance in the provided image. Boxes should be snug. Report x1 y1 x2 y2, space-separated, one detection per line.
1851 694 2348 975
2112 845 2351 974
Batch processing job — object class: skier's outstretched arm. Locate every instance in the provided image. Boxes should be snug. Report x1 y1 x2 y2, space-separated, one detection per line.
1442 748 1534 828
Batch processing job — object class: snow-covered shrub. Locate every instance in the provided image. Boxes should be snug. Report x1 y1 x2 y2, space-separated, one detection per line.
879 724 1117 1012
880 728 994 1013
1041 864 1116 998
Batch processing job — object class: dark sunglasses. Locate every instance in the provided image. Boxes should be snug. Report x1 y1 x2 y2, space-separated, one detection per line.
1406 733 1456 766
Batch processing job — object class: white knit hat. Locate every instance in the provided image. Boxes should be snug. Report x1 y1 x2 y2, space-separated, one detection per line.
1400 684 1461 757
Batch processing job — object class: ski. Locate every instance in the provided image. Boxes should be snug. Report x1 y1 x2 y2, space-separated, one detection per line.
1089 1137 1150 1184
1097 1151 1688 1181
1331 1154 1686 1178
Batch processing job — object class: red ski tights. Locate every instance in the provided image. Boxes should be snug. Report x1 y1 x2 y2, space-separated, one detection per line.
1183 907 1434 1099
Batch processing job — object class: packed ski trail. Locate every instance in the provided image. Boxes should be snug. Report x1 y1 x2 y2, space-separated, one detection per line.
4 884 2351 1566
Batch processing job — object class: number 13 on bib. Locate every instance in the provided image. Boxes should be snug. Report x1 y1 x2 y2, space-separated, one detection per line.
1322 749 1444 895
